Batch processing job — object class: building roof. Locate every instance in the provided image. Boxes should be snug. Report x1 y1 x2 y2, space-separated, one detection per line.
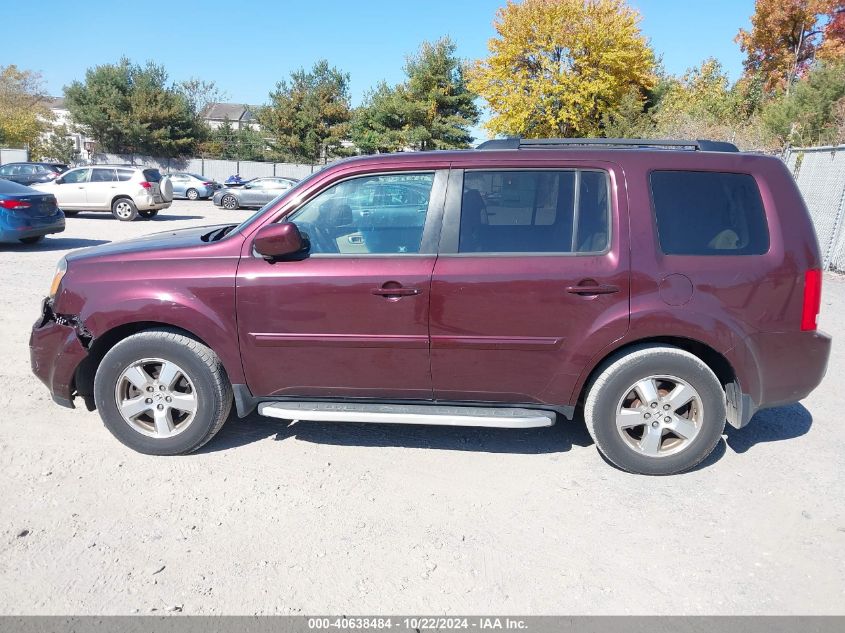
202 102 256 122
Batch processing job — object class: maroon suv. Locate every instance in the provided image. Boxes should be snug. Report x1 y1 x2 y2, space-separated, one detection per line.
29 138 831 475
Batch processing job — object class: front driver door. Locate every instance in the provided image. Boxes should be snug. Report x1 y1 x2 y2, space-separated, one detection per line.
236 170 447 399
54 168 90 210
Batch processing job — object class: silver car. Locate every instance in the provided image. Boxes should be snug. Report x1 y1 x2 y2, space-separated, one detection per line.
212 177 297 210
169 172 216 200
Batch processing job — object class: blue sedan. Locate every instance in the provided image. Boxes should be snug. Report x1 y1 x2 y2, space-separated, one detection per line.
169 173 218 200
0 179 65 244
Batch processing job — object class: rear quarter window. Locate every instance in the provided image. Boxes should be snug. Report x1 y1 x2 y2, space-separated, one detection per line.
650 170 769 256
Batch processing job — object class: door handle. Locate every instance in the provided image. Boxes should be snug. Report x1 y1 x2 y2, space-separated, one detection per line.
371 286 421 297
566 283 620 296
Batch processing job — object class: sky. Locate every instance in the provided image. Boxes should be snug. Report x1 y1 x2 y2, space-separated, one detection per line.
11 0 754 121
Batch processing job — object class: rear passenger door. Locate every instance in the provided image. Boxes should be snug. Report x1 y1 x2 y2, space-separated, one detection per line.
429 165 630 405
86 168 119 209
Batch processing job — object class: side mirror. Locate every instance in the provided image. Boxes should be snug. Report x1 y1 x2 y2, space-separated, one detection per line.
253 223 308 261
54 177 64 185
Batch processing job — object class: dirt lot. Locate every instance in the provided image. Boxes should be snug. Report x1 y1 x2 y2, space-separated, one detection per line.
1 199 844 615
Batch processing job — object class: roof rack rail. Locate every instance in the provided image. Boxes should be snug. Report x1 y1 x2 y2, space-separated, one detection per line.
476 137 739 152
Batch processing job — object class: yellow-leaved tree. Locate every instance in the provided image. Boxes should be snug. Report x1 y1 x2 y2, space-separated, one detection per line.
0 65 52 148
469 0 656 138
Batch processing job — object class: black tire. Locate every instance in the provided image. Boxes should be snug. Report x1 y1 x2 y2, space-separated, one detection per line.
583 344 726 475
111 197 139 221
221 194 239 210
63 211 79 217
93 328 233 455
19 236 44 244
139 209 159 219
186 188 199 201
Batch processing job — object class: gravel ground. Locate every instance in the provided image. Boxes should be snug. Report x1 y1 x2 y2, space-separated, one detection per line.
1 200 844 615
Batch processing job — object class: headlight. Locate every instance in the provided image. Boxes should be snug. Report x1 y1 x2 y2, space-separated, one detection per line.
48 258 67 299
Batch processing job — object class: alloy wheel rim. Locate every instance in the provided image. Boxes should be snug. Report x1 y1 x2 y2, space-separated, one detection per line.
223 196 236 209
115 202 132 217
187 189 198 200
114 358 198 438
615 374 703 458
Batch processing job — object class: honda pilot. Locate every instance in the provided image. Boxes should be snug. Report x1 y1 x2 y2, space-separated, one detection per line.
29 138 831 475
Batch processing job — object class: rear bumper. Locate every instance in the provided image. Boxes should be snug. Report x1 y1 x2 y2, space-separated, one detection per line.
731 329 832 423
29 301 89 409
0 211 64 242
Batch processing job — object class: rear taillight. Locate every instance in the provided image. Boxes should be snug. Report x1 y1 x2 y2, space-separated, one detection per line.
203 181 213 186
801 269 822 331
0 199 31 210
139 181 152 189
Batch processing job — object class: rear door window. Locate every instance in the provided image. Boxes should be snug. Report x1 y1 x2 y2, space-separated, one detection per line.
650 171 769 255
91 168 117 182
458 170 610 254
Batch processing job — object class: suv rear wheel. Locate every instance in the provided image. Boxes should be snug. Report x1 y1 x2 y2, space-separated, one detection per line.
93 329 233 455
583 345 726 475
112 197 138 221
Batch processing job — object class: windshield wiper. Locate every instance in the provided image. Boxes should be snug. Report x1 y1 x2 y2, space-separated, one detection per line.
202 224 237 242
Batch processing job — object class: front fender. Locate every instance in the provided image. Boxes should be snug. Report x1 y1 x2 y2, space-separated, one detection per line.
52 255 243 384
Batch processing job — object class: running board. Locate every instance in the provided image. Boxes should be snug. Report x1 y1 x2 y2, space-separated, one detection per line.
257 402 556 429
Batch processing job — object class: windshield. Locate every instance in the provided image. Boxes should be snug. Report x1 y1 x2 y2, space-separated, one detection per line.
230 168 325 235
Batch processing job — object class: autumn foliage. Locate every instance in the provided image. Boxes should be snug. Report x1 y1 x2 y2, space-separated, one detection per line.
467 0 655 138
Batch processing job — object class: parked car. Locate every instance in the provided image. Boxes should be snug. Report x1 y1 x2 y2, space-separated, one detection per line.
169 173 218 200
29 138 831 475
0 162 69 186
0 179 64 244
32 165 173 221
212 177 297 210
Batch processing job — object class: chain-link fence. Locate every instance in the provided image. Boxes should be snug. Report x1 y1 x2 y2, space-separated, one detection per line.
785 145 845 271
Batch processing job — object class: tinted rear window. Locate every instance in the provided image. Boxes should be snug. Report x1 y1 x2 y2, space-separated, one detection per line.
142 169 162 182
459 170 609 254
650 171 769 256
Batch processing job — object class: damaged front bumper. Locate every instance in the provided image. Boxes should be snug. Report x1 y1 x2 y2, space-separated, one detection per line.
29 298 91 409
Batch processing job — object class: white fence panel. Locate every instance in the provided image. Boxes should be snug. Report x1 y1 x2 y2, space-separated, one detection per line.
0 148 29 163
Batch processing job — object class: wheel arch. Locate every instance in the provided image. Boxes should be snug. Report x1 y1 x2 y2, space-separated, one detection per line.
574 336 739 418
74 321 225 411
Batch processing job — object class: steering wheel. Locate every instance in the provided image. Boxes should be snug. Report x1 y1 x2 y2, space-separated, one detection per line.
295 221 337 254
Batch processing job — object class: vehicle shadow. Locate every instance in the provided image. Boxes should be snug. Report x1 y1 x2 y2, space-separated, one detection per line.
202 410 594 455
0 237 110 252
204 402 814 464
724 402 813 454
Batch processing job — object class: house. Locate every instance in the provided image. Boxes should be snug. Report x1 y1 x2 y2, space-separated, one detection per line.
45 96 86 158
202 102 260 131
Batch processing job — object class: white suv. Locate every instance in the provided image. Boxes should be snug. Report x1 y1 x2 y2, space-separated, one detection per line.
33 165 173 221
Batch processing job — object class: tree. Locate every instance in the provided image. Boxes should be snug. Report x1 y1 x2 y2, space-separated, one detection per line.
64 58 206 157
467 0 655 138
353 37 480 153
32 124 79 164
762 61 845 145
0 65 52 148
200 117 267 160
258 60 352 163
736 0 845 93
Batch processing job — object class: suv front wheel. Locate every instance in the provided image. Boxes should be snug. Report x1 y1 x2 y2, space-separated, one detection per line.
583 345 726 475
93 328 233 455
